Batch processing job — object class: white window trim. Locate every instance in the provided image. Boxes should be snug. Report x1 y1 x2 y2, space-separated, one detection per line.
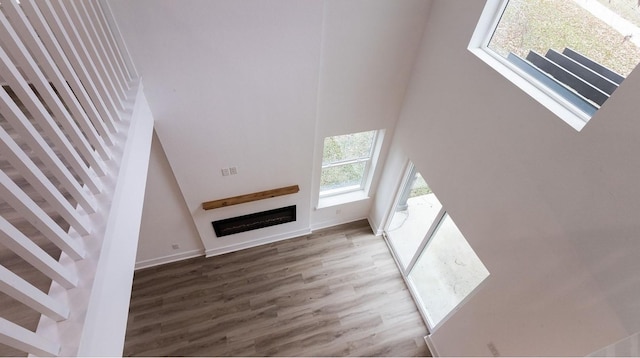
468 0 589 132
319 130 379 198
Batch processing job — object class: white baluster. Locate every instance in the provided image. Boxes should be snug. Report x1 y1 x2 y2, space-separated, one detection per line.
0 63 97 214
0 216 78 289
0 265 69 321
37 0 121 129
2 0 111 162
0 10 107 180
0 169 85 260
87 0 131 90
0 317 60 356
0 125 91 236
21 0 117 143
53 0 125 114
73 0 127 102
95 0 138 81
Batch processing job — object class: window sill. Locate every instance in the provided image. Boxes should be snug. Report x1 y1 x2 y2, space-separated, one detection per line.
317 190 370 209
468 47 588 132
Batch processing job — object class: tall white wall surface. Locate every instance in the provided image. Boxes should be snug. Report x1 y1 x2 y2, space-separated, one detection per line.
107 0 430 257
310 0 430 229
109 0 324 257
106 0 640 354
371 1 640 356
136 132 204 269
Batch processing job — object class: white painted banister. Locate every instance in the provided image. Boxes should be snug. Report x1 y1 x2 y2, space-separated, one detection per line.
0 125 91 236
87 0 131 90
0 38 102 196
20 0 116 147
0 318 60 356
31 83 152 357
96 0 138 81
0 83 97 214
0 10 106 181
0 216 78 289
1 0 110 173
76 85 154 357
73 0 127 103
0 0 152 355
50 0 122 119
0 170 85 261
66 0 126 109
0 265 69 321
36 0 120 133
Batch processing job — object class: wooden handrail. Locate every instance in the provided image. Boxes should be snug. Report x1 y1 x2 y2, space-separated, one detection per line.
202 185 299 210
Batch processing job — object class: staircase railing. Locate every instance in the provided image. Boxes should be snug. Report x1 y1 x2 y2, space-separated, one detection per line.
0 0 153 355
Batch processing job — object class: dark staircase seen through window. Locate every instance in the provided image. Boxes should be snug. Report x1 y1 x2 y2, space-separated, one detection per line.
507 48 625 116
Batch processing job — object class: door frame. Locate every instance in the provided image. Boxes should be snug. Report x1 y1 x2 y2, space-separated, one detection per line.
381 160 489 334
382 161 445 276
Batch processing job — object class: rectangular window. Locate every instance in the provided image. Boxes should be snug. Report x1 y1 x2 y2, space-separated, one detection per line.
470 0 640 130
384 162 490 330
319 130 377 197
386 165 442 269
408 213 490 328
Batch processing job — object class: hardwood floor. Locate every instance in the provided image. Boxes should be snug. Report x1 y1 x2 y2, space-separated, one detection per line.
124 220 430 356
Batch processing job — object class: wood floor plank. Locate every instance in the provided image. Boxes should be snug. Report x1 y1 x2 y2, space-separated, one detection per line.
124 220 430 357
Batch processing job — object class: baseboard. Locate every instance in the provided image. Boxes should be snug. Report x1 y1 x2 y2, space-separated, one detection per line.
205 228 311 257
135 220 375 267
424 335 439 357
310 216 368 232
367 215 384 236
135 249 204 270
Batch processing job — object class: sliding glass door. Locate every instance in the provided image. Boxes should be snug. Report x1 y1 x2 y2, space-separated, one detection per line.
384 162 490 330
385 165 442 270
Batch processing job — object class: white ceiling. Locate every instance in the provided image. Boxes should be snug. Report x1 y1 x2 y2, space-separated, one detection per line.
107 0 431 252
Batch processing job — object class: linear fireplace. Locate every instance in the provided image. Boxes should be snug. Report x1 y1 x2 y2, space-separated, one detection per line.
212 205 296 237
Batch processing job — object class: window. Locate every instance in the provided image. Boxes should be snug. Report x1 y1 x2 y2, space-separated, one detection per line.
319 130 378 197
384 162 489 330
470 0 640 130
386 165 442 269
407 213 490 328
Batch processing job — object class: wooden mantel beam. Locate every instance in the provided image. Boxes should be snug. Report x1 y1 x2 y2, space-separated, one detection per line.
202 185 299 210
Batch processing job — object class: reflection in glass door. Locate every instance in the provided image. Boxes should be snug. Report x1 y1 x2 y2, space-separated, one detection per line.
385 165 442 269
408 213 490 328
384 162 490 331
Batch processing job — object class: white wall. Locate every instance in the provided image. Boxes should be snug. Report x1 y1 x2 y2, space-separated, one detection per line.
108 0 430 255
368 141 411 235
371 0 640 356
135 131 204 269
109 0 323 257
310 0 431 229
109 1 640 354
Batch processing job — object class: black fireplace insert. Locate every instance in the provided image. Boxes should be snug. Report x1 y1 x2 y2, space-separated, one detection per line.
212 205 296 237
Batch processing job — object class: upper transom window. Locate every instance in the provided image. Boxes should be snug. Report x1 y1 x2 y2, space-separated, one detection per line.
470 0 640 130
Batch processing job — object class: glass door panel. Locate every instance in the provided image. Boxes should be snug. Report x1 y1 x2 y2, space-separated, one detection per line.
386 165 442 269
407 214 490 328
